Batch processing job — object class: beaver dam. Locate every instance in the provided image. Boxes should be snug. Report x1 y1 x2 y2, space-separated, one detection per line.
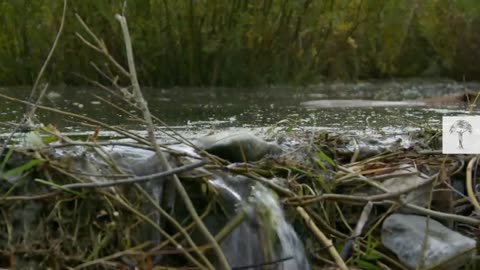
1 119 480 270
3 58 480 270
2 81 480 270
2 9 480 269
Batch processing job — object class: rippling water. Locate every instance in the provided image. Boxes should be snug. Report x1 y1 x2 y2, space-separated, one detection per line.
1 79 479 136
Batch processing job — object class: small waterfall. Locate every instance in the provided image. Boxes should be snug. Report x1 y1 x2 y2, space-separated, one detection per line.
248 183 310 270
211 176 310 270
115 147 310 269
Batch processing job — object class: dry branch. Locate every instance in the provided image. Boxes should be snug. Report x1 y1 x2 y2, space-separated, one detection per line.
297 206 348 270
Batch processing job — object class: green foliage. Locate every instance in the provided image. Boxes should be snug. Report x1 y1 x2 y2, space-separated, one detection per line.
0 159 43 181
316 151 335 168
1 0 480 87
353 234 383 270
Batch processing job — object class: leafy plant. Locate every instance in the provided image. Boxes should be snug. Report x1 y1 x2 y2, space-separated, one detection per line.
352 234 383 270
2 0 480 86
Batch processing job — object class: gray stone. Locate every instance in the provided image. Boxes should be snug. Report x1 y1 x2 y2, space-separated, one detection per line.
194 132 283 162
377 165 432 208
381 214 476 269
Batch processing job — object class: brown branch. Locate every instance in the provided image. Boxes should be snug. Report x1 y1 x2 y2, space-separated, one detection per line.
42 161 206 190
75 14 130 77
297 206 348 270
289 173 439 204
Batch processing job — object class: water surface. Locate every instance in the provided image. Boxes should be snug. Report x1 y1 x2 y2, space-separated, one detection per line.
1 79 479 137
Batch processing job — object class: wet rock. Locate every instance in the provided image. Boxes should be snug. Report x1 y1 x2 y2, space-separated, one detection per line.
377 165 432 208
335 136 404 162
194 132 283 162
381 214 476 270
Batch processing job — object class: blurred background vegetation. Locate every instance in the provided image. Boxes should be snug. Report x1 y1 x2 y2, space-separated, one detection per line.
1 0 480 87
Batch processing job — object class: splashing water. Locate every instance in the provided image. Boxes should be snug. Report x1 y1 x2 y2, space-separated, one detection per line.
248 183 310 270
211 176 310 269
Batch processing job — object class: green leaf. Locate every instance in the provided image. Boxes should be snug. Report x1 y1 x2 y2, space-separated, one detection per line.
41 135 59 144
317 151 335 166
363 250 383 261
0 148 14 171
315 159 327 170
356 259 381 270
0 159 43 179
314 175 332 192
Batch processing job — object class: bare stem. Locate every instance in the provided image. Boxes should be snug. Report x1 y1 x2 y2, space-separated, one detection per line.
296 206 348 270
466 156 480 214
114 14 229 270
42 161 206 190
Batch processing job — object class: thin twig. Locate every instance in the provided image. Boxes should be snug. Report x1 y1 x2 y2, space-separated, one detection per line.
101 192 208 269
340 201 373 260
417 157 443 270
47 141 153 151
76 70 205 152
26 0 67 119
135 185 215 269
232 256 294 270
289 173 439 204
73 243 149 270
75 14 130 77
393 200 480 225
466 156 480 214
147 201 214 254
40 160 206 190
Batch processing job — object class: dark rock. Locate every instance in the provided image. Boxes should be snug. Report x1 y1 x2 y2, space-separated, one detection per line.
194 132 283 162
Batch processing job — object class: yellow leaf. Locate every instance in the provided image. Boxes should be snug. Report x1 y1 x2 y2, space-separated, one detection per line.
335 22 352 34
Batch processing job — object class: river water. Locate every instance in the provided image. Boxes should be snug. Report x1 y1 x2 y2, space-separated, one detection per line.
1 79 479 138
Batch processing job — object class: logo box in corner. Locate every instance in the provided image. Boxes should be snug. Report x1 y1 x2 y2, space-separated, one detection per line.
442 116 480 154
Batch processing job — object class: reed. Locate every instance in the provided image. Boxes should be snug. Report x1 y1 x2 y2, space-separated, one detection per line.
1 0 480 87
